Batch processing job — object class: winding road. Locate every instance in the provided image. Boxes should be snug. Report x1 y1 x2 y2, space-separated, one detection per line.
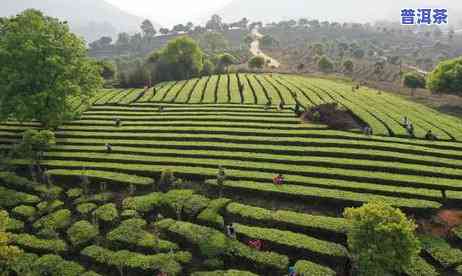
250 28 281 68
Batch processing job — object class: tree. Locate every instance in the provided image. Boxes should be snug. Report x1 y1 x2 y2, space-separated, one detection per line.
89 36 112 50
159 28 170 36
318 56 334 73
217 53 237 73
427 57 462 95
206 14 223 31
200 32 228 53
248 56 265 70
403 72 426 96
0 210 22 273
353 48 365 59
0 10 103 127
344 202 420 276
149 36 204 81
17 129 55 180
141 19 156 38
343 60 354 74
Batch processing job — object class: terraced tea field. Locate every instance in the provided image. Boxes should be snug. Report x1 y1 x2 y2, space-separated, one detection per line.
2 73 462 275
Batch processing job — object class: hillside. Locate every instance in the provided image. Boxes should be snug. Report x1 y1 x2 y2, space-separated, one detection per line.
217 0 461 25
1 0 158 42
2 73 462 275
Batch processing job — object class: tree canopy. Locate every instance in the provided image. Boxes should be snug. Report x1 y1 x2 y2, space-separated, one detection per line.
318 56 334 73
403 72 426 95
148 36 204 81
248 56 265 70
427 57 462 95
344 201 420 276
0 10 103 127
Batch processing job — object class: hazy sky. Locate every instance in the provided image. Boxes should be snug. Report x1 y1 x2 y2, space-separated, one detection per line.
106 0 233 26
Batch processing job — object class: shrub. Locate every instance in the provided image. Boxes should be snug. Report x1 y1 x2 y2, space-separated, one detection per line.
318 56 334 73
12 234 67 253
93 203 118 223
191 270 258 276
198 198 231 229
12 205 37 219
0 187 40 207
33 209 72 230
76 203 98 215
294 260 336 276
81 245 191 275
344 202 420 275
159 169 176 192
66 188 83 199
107 218 177 252
67 220 99 246
33 254 85 276
419 235 462 268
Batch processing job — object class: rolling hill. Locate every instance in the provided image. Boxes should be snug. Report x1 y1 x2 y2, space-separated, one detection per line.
1 0 160 42
2 73 462 275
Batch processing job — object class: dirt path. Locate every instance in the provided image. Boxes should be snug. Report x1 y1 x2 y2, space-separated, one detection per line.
250 28 281 68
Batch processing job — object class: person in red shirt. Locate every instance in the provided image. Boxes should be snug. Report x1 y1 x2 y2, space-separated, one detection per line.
273 174 284 185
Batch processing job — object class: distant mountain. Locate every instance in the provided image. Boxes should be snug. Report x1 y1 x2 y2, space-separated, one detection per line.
1 0 161 43
217 0 461 25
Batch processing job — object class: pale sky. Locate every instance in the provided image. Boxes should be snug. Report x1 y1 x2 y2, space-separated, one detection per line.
106 0 233 26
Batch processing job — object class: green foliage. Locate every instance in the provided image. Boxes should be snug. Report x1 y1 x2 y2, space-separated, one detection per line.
248 56 265 70
81 245 190 275
33 209 72 231
234 223 347 257
66 188 83 199
191 270 258 276
33 254 85 276
217 53 237 73
162 220 289 273
67 220 99 246
419 235 462 268
149 36 204 81
159 169 176 192
404 256 439 276
0 187 40 207
93 203 118 222
0 9 103 126
318 56 334 73
344 201 420 275
199 32 229 53
96 60 116 80
0 210 22 269
107 218 178 252
12 205 37 219
47 169 154 186
197 198 231 229
226 202 348 233
427 57 462 95
12 233 67 253
17 129 55 164
76 203 97 215
293 260 336 276
403 72 426 94
343 60 354 73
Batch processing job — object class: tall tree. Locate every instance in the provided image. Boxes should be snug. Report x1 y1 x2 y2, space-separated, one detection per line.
149 36 204 81
0 10 102 127
206 14 223 31
427 57 462 95
199 32 228 53
141 19 156 38
403 72 426 96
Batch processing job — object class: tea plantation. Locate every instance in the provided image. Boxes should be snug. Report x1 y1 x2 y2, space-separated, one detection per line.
2 73 462 275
